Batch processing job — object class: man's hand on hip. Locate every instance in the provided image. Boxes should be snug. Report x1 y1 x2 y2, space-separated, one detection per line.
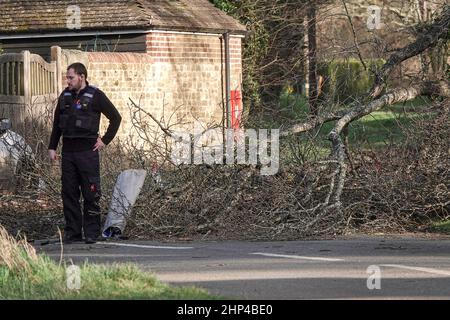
48 149 58 162
93 137 105 151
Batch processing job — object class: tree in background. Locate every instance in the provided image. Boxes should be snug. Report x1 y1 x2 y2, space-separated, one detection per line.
210 0 449 227
210 0 311 115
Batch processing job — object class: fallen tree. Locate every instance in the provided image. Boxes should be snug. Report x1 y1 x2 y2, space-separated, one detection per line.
281 4 450 217
120 3 449 240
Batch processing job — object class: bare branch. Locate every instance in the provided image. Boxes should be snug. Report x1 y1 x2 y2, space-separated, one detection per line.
341 0 367 71
370 5 450 98
129 98 174 138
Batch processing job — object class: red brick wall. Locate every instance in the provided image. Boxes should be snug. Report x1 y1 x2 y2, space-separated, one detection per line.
145 32 243 128
59 32 243 142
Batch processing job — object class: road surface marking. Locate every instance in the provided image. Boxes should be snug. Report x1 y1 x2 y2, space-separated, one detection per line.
380 264 450 276
45 253 180 258
105 242 194 250
250 252 344 262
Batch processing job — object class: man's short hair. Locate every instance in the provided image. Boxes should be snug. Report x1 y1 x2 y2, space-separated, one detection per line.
67 63 88 79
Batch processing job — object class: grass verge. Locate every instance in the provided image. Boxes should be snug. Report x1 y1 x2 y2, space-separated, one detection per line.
430 220 450 234
0 226 217 299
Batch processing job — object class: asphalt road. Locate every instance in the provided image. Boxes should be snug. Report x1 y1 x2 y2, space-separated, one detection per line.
35 236 450 299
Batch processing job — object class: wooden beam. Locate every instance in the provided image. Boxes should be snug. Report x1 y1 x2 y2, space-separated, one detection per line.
23 50 30 106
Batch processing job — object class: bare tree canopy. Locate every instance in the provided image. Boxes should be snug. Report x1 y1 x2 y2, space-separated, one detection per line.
280 2 450 214
370 5 450 98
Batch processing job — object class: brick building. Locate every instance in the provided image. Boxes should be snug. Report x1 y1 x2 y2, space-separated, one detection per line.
0 0 246 140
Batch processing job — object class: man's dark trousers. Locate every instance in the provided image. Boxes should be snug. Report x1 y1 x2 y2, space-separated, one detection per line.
61 149 101 239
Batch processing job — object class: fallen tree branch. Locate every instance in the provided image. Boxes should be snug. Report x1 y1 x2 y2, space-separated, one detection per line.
282 80 450 137
327 80 450 211
280 79 449 215
280 109 348 136
331 81 450 138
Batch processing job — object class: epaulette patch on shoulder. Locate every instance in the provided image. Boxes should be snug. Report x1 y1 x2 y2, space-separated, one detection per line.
62 91 73 109
79 86 97 110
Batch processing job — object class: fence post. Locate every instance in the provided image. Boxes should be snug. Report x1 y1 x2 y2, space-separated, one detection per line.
51 46 62 95
23 50 31 107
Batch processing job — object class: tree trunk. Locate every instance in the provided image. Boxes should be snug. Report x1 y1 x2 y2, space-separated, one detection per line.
307 4 318 115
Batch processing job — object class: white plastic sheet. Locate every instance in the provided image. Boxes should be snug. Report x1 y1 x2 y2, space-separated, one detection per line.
102 169 147 236
0 128 34 190
0 129 33 171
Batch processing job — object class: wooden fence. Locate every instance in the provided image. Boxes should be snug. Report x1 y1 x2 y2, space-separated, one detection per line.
0 50 59 123
0 50 58 103
0 53 25 97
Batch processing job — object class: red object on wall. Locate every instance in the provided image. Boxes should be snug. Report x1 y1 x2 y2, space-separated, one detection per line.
230 90 242 129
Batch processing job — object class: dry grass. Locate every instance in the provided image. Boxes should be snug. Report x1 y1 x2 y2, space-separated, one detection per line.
0 225 38 272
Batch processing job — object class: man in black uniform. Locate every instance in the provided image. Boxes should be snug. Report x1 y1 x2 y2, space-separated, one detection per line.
48 63 121 244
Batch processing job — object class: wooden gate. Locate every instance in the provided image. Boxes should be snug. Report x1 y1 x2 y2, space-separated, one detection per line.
0 50 58 123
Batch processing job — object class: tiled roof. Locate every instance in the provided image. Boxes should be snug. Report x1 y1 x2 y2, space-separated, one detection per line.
137 0 247 34
0 0 246 35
